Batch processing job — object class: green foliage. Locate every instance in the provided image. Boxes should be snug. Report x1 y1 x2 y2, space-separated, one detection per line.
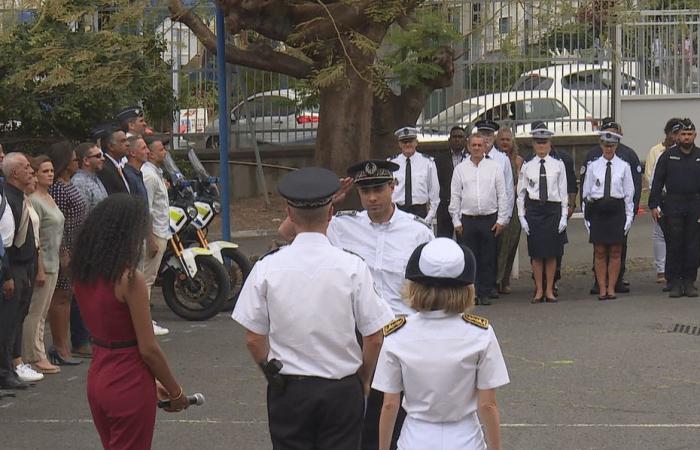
0 0 175 144
384 10 461 87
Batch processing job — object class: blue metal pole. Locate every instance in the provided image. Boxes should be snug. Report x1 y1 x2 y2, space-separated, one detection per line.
215 6 231 242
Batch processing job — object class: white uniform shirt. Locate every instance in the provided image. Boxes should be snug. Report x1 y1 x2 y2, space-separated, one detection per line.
0 191 15 248
372 310 510 422
516 155 569 220
485 147 514 219
327 208 434 316
448 158 509 226
232 232 394 379
582 155 635 222
389 152 440 223
141 162 171 239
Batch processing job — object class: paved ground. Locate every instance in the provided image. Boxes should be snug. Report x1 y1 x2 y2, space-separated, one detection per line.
3 214 700 450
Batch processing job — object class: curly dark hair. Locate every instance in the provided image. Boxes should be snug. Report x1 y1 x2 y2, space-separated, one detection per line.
47 141 73 177
71 194 150 284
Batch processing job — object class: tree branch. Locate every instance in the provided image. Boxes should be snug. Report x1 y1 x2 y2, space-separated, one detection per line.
169 0 312 78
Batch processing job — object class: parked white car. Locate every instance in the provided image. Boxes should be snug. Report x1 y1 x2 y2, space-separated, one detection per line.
511 62 674 120
421 90 595 138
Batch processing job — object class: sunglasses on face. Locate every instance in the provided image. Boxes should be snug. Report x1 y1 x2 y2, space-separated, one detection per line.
87 150 104 159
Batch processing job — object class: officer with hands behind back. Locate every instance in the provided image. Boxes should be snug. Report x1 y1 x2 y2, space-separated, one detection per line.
232 167 394 450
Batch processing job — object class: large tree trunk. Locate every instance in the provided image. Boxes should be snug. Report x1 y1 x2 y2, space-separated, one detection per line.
315 63 374 175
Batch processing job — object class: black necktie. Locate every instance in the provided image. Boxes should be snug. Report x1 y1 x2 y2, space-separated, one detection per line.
604 161 612 198
539 159 548 202
405 157 412 206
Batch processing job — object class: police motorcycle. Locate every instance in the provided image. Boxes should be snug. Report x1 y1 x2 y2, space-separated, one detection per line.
163 149 251 313
159 170 231 321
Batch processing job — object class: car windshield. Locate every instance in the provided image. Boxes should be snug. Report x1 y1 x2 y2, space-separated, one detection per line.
427 102 483 126
511 75 554 91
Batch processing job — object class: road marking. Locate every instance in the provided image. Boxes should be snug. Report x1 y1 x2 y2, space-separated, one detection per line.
4 419 700 428
67 376 78 382
0 402 14 408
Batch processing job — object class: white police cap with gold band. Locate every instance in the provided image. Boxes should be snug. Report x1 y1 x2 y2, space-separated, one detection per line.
530 120 555 139
347 159 399 187
598 130 622 144
405 238 476 287
394 126 419 141
277 167 340 209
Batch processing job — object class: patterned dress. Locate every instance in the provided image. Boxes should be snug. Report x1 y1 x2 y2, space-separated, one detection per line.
49 179 87 289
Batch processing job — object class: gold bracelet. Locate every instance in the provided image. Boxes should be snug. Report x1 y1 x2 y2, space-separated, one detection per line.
169 386 183 400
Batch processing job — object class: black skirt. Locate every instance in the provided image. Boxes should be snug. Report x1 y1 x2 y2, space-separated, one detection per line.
525 199 563 258
588 198 626 244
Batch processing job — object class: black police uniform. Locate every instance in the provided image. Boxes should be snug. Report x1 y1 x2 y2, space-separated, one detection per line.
581 142 642 292
648 144 700 293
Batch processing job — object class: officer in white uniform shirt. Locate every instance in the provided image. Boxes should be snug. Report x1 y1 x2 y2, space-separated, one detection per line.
232 167 394 450
517 123 568 303
388 126 440 223
373 238 509 450
449 134 508 305
475 120 514 222
327 159 434 450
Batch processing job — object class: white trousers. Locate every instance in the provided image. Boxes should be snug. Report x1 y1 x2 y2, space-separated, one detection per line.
398 412 486 450
652 220 666 274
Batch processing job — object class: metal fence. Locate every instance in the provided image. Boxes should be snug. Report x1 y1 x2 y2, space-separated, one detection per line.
2 1 699 147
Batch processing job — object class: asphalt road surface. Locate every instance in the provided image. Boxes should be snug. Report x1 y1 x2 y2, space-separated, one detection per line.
2 214 700 450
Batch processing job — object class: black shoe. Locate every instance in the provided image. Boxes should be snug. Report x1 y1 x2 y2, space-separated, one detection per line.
669 280 684 298
0 389 16 399
623 279 630 287
479 296 492 306
614 282 630 293
488 290 499 299
0 376 29 390
684 280 699 297
662 284 671 292
590 282 600 295
48 348 82 366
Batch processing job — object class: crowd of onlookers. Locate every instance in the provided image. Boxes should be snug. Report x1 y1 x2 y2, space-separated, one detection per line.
0 107 172 391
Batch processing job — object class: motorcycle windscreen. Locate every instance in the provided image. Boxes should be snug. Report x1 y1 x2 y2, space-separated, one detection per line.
187 148 220 197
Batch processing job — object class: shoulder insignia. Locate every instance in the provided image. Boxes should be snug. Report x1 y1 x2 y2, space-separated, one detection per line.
413 215 431 229
383 317 406 336
670 155 681 160
462 313 489 329
636 165 642 173
259 246 284 261
335 210 357 217
342 248 364 261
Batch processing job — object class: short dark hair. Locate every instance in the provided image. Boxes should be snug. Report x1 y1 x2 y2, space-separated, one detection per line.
449 126 466 136
664 117 683 134
120 116 138 133
75 142 97 167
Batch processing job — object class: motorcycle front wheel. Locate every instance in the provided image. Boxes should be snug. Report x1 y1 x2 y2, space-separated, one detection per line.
162 255 231 321
219 248 252 313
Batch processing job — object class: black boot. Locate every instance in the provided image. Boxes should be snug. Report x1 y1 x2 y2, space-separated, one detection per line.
669 279 684 298
684 280 698 297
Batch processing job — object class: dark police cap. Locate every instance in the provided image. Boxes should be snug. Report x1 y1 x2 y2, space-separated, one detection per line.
600 117 621 131
91 123 116 141
665 118 683 134
116 106 144 122
681 118 696 131
530 120 555 139
405 238 476 287
277 167 340 209
347 160 399 186
475 119 500 133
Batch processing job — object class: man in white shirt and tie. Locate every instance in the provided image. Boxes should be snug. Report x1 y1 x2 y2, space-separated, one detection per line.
449 134 508 305
388 126 440 223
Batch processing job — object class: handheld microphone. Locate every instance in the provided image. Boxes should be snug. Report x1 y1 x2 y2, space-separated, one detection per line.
157 392 205 409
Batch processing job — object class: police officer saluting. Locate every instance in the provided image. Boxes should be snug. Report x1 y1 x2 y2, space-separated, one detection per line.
649 118 700 297
517 123 568 303
232 167 394 449
582 131 635 300
388 126 440 223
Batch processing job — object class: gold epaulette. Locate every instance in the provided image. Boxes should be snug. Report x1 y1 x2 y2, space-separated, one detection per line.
383 317 406 336
462 313 488 329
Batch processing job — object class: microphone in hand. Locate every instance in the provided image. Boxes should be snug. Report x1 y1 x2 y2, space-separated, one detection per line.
157 392 205 409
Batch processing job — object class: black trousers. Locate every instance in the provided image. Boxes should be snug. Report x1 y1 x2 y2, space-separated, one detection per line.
461 214 498 298
397 203 427 219
361 388 405 450
662 212 700 282
435 203 454 238
70 295 90 348
267 374 364 450
0 263 34 378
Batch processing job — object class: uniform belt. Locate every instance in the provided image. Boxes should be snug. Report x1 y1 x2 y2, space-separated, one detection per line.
461 213 497 219
281 373 358 382
525 197 561 205
89 336 138 349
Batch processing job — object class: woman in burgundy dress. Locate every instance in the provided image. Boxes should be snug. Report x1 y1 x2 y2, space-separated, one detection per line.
71 194 189 449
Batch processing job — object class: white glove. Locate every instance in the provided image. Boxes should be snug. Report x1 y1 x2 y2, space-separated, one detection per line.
584 220 591 234
558 217 567 234
519 216 529 236
624 217 632 235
